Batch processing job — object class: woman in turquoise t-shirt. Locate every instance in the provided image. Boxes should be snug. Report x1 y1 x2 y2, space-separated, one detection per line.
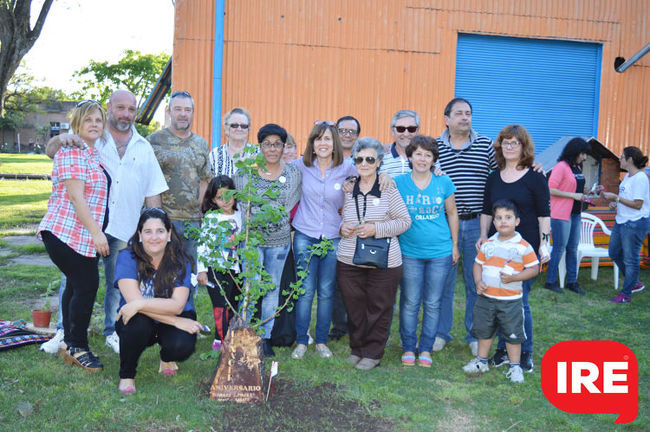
395 135 459 367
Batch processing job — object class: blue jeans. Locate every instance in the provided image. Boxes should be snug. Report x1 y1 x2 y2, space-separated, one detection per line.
437 217 480 344
546 214 581 285
293 231 339 345
497 277 534 352
55 233 128 335
609 217 648 297
399 254 453 353
103 234 128 335
249 244 290 339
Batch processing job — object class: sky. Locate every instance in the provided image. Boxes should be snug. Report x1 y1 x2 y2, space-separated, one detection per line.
21 0 175 95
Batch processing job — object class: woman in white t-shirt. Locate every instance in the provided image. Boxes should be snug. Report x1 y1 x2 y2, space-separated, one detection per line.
603 146 649 303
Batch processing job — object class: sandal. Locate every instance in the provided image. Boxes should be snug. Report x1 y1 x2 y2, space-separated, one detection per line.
401 352 416 366
159 360 178 376
118 379 136 395
418 352 433 368
61 346 104 372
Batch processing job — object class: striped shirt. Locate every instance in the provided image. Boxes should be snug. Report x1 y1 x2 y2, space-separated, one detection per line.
379 143 411 178
336 179 411 268
436 129 497 215
475 232 539 300
38 146 108 257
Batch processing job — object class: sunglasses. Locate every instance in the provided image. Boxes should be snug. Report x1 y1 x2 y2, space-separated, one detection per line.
354 156 377 165
394 126 418 133
261 141 284 149
229 123 249 129
314 120 335 126
76 99 100 108
337 128 358 136
141 207 167 216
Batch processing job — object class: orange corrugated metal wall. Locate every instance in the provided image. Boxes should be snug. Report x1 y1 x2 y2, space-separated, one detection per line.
173 0 649 158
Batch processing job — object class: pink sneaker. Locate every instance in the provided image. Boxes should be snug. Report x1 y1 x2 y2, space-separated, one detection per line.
632 282 645 294
212 339 222 351
609 293 631 303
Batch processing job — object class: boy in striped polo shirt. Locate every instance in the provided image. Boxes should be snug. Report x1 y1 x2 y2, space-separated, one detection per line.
462 200 539 383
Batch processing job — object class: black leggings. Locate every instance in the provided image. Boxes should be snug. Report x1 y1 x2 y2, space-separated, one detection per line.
115 309 197 379
206 268 240 341
41 231 99 349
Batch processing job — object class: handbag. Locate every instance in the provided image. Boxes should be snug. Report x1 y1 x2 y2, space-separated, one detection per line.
351 193 390 269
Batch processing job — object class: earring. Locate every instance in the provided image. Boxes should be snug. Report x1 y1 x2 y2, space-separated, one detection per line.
167 238 171 243
138 238 142 243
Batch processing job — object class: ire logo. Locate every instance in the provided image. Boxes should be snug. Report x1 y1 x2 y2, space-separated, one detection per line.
541 341 638 423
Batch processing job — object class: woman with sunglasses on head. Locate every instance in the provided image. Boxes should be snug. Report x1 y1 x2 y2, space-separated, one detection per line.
233 123 302 357
210 107 252 176
337 137 411 370
290 122 358 360
38 100 111 372
603 146 649 303
114 208 203 394
477 125 550 374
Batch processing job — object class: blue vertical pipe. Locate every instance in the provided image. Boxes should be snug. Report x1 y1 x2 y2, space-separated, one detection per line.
211 0 225 149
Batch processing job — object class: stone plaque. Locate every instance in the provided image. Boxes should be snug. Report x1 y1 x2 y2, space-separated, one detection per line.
209 319 266 403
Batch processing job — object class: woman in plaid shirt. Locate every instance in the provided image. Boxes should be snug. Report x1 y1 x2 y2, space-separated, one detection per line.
38 100 110 372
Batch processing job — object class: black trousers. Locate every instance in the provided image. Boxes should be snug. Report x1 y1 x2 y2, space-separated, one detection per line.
206 268 239 341
115 310 197 379
41 230 99 350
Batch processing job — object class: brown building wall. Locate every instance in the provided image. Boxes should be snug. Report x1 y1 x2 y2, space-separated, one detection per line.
173 0 650 157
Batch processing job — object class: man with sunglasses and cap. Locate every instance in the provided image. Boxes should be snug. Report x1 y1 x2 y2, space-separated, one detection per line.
43 89 168 355
379 110 420 178
148 91 212 266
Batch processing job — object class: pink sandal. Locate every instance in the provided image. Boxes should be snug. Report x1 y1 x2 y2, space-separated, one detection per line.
418 352 433 367
401 352 416 366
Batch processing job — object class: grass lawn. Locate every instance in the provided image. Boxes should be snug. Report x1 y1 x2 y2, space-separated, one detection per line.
0 251 647 431
0 153 52 175
0 179 50 229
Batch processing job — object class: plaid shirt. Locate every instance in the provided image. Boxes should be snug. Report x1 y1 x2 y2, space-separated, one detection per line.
38 145 108 257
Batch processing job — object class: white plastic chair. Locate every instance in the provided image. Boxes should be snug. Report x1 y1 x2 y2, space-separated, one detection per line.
558 212 619 289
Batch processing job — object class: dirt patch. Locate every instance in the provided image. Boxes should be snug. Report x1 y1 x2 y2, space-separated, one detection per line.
2 235 41 247
199 378 394 432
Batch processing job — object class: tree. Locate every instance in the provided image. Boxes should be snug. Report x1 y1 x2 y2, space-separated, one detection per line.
74 50 170 112
0 0 54 112
192 146 332 403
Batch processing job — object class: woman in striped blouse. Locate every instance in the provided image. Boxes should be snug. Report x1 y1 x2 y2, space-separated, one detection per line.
337 137 411 371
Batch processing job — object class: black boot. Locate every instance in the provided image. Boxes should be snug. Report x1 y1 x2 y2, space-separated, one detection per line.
262 339 275 357
566 282 585 295
543 282 563 294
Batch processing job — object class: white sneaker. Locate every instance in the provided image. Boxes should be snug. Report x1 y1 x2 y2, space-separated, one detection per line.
506 365 525 383
462 357 489 374
105 331 120 354
40 329 64 354
307 331 314 345
291 344 308 359
469 341 478 357
432 337 447 352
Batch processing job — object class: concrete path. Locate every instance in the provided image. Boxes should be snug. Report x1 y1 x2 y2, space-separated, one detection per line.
1 235 54 266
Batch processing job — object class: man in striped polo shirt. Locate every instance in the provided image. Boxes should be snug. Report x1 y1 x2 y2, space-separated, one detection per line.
379 110 420 178
434 98 497 357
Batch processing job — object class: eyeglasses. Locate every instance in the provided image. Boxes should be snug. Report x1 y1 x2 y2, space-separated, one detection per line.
261 141 284 149
354 156 377 165
338 128 358 136
394 126 418 133
228 123 249 129
141 207 167 216
76 99 100 108
502 140 522 149
314 120 335 126
170 91 192 99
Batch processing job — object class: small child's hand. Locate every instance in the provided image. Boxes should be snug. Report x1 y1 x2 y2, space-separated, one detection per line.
197 271 208 286
476 280 488 294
